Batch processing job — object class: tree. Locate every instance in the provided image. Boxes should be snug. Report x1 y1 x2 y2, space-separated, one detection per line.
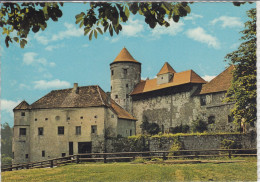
1 122 13 166
1 2 249 48
224 8 256 127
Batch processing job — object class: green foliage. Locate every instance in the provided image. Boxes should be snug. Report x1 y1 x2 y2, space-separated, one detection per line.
1 122 13 160
1 154 12 166
220 139 241 149
168 137 183 157
149 157 163 162
224 8 256 125
140 120 160 135
169 124 190 134
131 157 147 164
191 119 208 133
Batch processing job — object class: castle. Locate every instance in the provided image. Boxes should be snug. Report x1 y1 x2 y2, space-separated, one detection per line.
13 48 237 163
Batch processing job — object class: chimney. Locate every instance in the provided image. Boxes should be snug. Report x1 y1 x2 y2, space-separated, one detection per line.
106 92 111 105
73 83 79 94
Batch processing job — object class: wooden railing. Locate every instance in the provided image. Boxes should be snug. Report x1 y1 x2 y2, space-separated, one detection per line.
2 148 256 172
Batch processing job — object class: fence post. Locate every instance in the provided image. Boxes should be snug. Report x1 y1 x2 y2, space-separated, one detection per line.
228 150 232 159
163 152 167 160
50 160 54 168
104 154 107 163
76 155 80 164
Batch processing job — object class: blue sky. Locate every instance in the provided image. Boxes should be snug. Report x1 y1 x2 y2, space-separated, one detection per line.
1 2 255 126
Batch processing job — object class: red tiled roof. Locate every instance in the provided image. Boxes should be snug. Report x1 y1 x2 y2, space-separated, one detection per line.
199 65 234 95
112 47 140 64
18 85 136 121
157 62 176 76
13 101 30 110
131 69 206 95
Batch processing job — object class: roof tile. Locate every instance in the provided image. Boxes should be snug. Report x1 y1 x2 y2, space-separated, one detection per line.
112 47 139 63
157 62 176 75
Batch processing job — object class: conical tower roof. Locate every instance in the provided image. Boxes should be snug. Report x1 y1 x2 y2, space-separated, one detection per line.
112 47 140 64
157 62 176 76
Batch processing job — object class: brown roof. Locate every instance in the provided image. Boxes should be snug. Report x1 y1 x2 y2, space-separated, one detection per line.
24 85 136 120
131 69 207 95
13 101 30 110
199 65 234 95
112 47 140 64
157 62 176 76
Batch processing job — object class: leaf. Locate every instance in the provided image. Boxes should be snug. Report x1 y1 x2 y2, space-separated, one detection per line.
96 27 103 35
183 6 191 14
84 27 91 36
20 39 27 48
94 29 97 39
13 37 19 43
104 24 109 32
89 30 93 40
125 6 130 18
109 24 113 36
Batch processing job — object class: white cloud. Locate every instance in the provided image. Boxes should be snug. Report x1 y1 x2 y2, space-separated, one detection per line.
23 52 55 67
1 99 21 115
186 27 220 49
211 16 243 28
19 83 30 90
202 75 216 82
83 44 89 47
184 13 203 21
34 34 50 45
33 79 70 90
122 18 144 37
43 73 53 79
150 20 184 38
45 44 65 51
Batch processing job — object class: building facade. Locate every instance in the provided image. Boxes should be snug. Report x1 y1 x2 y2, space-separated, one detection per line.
13 47 240 164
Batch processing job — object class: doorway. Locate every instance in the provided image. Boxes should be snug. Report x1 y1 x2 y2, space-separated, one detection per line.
69 142 73 155
78 142 92 154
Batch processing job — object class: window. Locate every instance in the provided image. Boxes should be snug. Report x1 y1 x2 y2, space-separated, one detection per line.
200 95 206 106
111 114 114 118
115 95 118 99
42 150 45 157
228 115 234 123
55 116 60 121
12 152 14 159
38 127 44 136
123 69 127 74
94 115 98 118
208 116 215 124
19 128 26 136
91 125 97 134
76 126 81 135
62 153 66 157
111 70 114 76
161 77 163 79
126 84 128 88
130 129 132 136
126 94 129 98
58 126 64 135
35 118 37 121
21 112 25 116
45 118 48 121
67 117 70 120
111 86 112 91
80 116 83 119
25 154 29 159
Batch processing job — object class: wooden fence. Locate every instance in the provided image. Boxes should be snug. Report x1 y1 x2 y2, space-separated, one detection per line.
2 148 256 172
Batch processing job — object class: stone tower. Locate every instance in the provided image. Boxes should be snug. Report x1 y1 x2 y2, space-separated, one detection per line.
110 48 141 114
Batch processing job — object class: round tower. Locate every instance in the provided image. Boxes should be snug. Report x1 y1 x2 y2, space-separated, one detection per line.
110 48 141 114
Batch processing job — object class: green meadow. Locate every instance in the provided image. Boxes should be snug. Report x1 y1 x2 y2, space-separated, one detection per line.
2 158 257 182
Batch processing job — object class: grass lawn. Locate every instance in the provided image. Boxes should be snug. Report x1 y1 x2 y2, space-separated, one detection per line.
2 157 257 182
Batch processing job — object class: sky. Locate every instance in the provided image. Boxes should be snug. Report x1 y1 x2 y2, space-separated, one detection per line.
0 2 255 126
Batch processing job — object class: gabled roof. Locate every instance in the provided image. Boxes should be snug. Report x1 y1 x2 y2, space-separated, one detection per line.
28 85 136 120
112 47 140 64
199 65 234 95
131 69 206 95
13 100 30 110
157 62 176 76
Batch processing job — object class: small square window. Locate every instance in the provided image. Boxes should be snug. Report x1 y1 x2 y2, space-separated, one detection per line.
228 115 234 123
200 95 206 106
161 77 163 79
62 153 66 157
126 94 129 98
123 69 127 74
21 112 25 116
76 126 81 135
38 127 44 136
115 95 118 99
94 115 98 118
35 118 37 121
25 154 29 159
58 126 64 135
111 114 114 118
45 118 48 121
91 125 97 134
80 116 83 119
208 116 215 124
67 117 70 120
19 128 26 136
42 150 45 157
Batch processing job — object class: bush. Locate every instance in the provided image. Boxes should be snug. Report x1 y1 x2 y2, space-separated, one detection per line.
191 119 208 133
220 139 241 149
131 157 147 164
169 124 190 134
140 121 160 135
168 138 183 157
150 157 163 162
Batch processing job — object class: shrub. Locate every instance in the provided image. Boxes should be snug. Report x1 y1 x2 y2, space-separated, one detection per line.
169 124 190 134
168 138 183 157
220 139 241 149
140 121 160 135
150 157 163 162
131 157 148 164
191 119 208 133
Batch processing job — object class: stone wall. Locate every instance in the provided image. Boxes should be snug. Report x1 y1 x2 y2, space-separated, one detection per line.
106 133 256 153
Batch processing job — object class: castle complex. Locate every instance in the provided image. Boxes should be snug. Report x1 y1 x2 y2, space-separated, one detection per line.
13 48 238 164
